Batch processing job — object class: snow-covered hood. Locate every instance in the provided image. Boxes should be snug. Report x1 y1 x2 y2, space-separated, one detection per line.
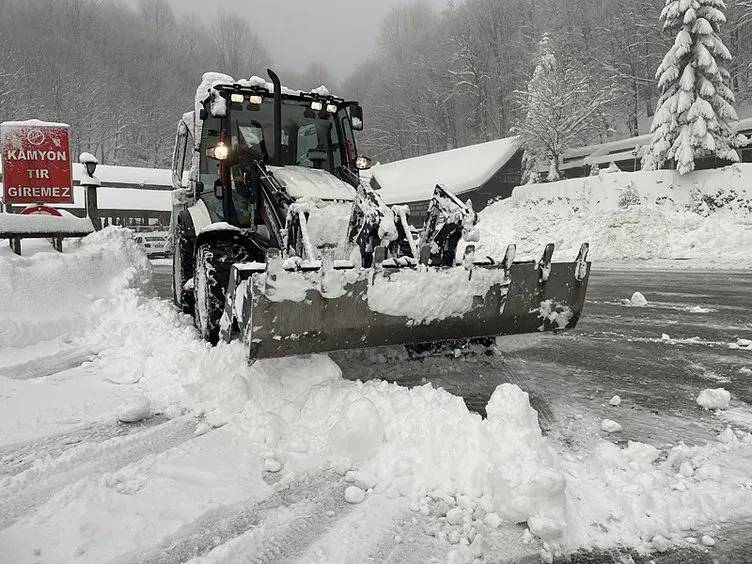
268 166 356 202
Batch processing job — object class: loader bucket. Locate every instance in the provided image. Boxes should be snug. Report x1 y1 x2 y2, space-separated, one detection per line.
221 244 591 362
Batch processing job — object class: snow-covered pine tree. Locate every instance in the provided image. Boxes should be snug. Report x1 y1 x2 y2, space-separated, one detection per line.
643 0 739 174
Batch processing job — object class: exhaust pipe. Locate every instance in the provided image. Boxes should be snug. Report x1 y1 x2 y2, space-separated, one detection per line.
267 69 282 166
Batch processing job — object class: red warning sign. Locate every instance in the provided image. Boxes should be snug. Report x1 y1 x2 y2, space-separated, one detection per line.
1 121 73 204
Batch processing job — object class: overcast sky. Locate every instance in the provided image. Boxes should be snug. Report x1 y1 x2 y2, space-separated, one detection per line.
124 0 449 81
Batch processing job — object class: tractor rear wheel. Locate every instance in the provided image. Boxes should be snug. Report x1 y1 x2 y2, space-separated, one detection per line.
193 239 250 345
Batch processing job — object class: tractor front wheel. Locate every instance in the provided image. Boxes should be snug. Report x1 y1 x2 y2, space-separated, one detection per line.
193 239 250 345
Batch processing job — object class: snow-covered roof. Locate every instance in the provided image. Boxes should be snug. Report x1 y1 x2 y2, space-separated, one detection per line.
71 163 171 187
371 137 522 205
95 187 171 211
563 133 653 161
737 116 752 132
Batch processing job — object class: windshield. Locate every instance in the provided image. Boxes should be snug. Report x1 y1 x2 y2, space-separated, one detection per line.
228 98 344 172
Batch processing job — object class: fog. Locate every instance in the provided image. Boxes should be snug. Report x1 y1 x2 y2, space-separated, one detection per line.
123 0 449 80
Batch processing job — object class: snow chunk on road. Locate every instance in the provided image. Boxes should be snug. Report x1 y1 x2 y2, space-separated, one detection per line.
600 419 623 433
652 534 671 552
688 305 712 313
629 292 648 306
609 395 621 407
729 338 752 350
344 470 377 490
697 388 731 410
263 458 283 473
446 507 465 525
116 395 151 423
344 485 366 504
701 535 716 546
484 512 503 529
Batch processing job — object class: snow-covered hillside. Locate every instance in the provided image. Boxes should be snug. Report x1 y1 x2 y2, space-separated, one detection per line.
1 228 752 563
477 164 752 268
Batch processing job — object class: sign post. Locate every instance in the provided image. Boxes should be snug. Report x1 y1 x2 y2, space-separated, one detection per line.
79 152 101 230
1 120 73 206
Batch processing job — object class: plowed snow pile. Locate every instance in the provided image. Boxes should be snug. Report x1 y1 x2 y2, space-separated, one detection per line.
2 227 752 562
0 228 151 348
477 164 752 267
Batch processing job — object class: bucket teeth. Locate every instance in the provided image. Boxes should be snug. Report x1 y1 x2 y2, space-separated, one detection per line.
538 243 555 283
575 243 590 282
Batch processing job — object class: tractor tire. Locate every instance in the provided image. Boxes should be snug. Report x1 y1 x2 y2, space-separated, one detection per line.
173 220 195 314
193 239 250 345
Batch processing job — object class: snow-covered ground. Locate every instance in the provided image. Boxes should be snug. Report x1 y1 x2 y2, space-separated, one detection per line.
476 164 752 269
1 228 752 563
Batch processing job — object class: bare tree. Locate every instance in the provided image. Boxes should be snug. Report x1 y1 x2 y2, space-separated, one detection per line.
213 9 271 78
517 35 615 181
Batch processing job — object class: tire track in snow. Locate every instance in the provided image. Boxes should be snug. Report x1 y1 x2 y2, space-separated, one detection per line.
116 472 356 564
0 344 96 380
0 416 169 478
0 415 197 530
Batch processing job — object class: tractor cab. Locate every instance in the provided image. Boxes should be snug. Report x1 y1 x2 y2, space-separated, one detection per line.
180 73 367 233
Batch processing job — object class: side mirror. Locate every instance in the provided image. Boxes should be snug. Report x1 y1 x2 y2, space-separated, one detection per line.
350 104 364 131
213 179 224 199
355 155 372 170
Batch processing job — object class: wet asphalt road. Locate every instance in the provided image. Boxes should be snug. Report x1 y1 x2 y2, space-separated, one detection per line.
151 263 752 562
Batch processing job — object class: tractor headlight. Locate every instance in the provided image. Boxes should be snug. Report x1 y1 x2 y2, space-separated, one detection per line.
230 93 245 104
249 95 263 105
310 100 323 111
326 103 338 114
355 156 372 170
210 142 229 160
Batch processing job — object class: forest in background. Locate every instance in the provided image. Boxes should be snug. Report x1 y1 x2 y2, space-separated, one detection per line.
2 0 752 167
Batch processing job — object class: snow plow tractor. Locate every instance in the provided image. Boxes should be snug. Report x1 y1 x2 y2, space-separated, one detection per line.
170 70 591 361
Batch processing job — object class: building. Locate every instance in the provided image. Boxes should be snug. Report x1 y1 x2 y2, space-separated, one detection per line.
370 137 523 226
556 116 752 179
1 163 173 229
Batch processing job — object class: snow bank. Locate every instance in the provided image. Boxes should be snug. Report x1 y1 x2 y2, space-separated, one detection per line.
0 227 151 347
479 165 752 266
